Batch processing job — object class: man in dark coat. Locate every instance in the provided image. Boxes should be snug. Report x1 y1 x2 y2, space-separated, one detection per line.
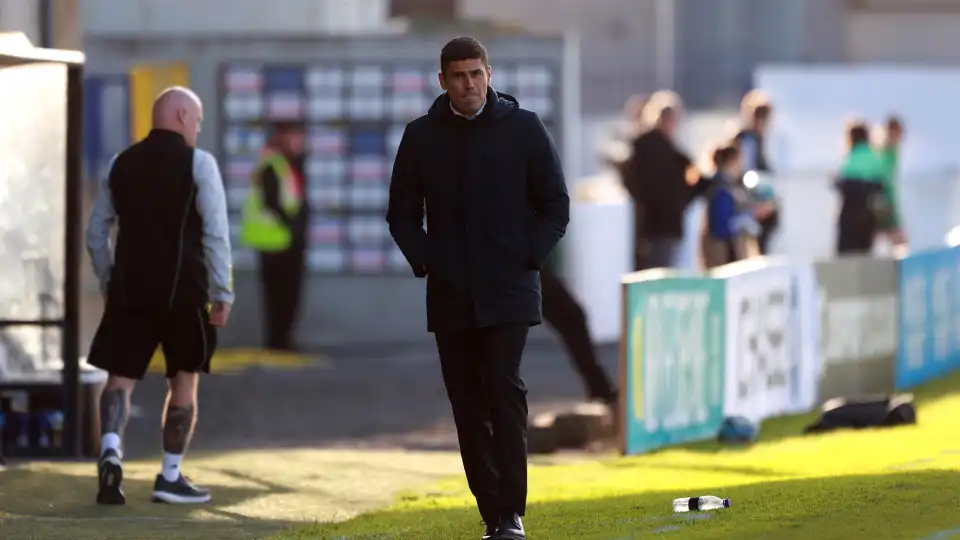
623 97 707 270
386 36 569 540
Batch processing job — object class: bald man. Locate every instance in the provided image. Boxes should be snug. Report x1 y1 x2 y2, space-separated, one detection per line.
85 86 233 505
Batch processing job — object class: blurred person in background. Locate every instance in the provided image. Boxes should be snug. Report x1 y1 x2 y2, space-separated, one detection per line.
735 90 779 254
623 91 707 270
541 269 617 406
86 87 233 506
240 121 309 352
386 36 569 540
700 143 774 268
599 94 648 177
836 120 890 254
875 116 907 248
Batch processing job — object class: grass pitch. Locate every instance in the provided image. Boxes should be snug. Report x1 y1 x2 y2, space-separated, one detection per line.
4 373 960 540
279 372 960 540
0 449 465 540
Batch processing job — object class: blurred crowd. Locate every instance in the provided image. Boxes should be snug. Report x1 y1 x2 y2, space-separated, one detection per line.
602 89 908 272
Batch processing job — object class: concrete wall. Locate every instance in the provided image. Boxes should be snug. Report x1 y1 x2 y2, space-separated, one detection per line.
457 0 852 112
458 0 660 114
79 0 960 114
0 0 80 50
846 11 960 63
0 0 41 44
51 0 80 50
80 0 390 37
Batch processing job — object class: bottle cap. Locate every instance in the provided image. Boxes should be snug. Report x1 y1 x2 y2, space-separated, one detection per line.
723 498 732 508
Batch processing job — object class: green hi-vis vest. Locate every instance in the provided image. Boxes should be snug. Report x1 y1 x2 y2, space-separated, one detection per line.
240 150 304 252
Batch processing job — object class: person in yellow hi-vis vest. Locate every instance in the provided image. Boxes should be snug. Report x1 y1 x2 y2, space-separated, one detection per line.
241 121 309 351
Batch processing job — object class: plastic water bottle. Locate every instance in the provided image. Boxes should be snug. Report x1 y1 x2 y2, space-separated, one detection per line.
673 496 731 513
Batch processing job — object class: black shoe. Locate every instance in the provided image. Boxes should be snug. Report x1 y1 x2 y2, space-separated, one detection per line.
151 474 211 504
482 520 498 540
494 513 525 540
96 449 126 505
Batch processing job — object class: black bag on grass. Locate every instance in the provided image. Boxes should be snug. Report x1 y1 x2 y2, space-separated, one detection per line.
804 394 916 434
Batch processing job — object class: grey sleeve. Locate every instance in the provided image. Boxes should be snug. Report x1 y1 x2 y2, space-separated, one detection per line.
85 155 118 295
193 149 235 305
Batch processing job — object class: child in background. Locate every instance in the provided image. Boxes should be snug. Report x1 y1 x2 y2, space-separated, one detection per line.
701 143 774 268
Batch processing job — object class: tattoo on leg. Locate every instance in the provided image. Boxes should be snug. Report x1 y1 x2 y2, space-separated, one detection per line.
162 403 196 454
100 388 129 435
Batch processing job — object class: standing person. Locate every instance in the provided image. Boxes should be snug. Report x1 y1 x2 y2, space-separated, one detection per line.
836 120 888 254
700 143 773 268
85 86 233 505
240 121 309 351
386 36 569 540
876 116 907 247
623 93 707 270
735 91 779 254
540 269 617 405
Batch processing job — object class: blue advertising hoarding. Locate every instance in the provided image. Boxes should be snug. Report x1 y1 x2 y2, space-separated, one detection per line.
896 246 960 390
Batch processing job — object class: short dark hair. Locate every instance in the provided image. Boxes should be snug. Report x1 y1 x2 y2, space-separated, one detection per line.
753 104 772 121
847 120 870 148
712 142 740 169
440 36 489 74
741 89 771 121
270 120 305 139
659 105 676 122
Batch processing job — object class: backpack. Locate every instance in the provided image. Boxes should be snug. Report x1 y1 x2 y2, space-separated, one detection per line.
804 394 916 434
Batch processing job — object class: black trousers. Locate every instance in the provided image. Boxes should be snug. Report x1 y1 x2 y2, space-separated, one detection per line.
435 323 530 522
259 248 306 350
836 181 882 255
540 270 616 401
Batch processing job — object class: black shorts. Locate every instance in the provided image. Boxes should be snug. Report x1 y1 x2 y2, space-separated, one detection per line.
87 302 217 380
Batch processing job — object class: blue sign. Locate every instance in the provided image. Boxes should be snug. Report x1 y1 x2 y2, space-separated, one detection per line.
896 246 960 390
623 276 726 455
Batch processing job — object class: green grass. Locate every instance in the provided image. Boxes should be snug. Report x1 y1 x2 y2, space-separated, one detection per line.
4 373 960 540
0 449 467 539
279 372 960 540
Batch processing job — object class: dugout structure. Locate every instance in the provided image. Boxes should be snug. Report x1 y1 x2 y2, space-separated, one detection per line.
0 33 89 458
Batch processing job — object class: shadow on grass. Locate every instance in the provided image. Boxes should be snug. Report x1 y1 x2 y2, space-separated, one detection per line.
677 369 960 455
0 465 295 540
271 469 960 540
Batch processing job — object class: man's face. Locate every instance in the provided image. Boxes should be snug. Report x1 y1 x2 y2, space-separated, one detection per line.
278 129 306 156
178 102 203 147
439 58 490 115
659 112 679 137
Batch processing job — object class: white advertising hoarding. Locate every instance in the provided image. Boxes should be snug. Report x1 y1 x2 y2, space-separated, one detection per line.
715 260 820 423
